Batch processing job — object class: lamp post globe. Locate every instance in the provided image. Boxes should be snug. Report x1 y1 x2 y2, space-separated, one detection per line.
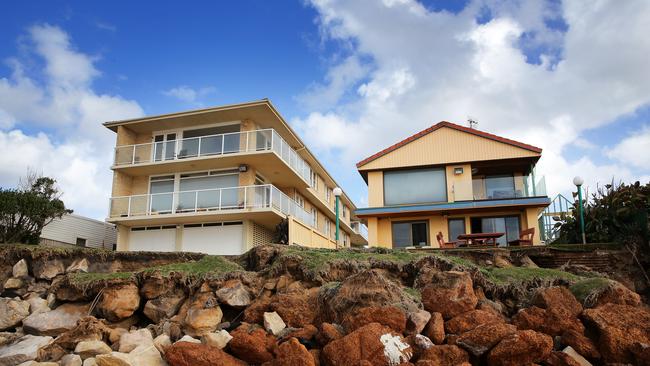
333 187 342 249
573 176 584 187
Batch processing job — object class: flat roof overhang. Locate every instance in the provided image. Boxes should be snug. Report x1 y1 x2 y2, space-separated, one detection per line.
107 208 285 230
354 197 551 218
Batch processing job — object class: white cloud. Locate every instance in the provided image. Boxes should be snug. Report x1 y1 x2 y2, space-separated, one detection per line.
0 24 143 219
296 0 650 199
606 126 650 169
163 85 216 105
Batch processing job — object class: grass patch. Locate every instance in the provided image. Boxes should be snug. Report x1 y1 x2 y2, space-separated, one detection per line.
569 277 613 303
142 255 243 277
403 286 422 302
68 255 243 286
481 267 581 286
68 271 134 285
278 246 428 272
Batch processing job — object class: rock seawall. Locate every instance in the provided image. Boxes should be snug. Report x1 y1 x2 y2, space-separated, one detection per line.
0 244 648 366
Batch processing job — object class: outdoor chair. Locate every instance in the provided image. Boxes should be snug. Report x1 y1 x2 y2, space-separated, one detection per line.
436 232 466 249
508 228 535 246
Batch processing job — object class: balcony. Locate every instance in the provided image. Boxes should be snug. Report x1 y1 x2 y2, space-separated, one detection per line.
108 184 313 228
472 174 547 200
113 129 311 184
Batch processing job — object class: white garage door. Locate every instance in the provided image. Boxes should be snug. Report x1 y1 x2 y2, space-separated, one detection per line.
183 222 244 255
129 226 176 252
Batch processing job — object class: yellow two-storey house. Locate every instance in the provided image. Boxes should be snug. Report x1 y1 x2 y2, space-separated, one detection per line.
105 100 366 254
355 121 550 248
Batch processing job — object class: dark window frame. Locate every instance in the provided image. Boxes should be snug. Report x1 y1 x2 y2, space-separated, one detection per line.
391 220 430 248
447 218 466 241
383 166 448 206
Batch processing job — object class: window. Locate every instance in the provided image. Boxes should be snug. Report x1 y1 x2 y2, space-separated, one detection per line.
342 205 348 218
392 221 429 248
179 124 241 157
470 216 520 247
384 167 447 205
448 218 466 241
178 170 239 210
310 171 319 190
326 188 332 203
76 237 87 247
295 193 304 208
324 218 331 236
311 208 317 228
149 176 175 213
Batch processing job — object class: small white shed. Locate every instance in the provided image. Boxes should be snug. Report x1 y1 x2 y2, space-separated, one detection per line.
40 214 117 249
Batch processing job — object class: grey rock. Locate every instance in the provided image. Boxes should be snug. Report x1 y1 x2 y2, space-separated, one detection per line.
22 303 89 336
0 334 53 366
0 298 30 331
13 260 29 278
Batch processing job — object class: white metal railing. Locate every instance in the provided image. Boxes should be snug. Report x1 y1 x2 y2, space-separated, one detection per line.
108 184 314 228
351 221 369 240
113 128 311 183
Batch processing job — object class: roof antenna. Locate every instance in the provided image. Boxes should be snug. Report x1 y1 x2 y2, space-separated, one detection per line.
467 116 478 129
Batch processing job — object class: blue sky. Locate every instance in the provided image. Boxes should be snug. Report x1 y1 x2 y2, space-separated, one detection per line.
1 0 649 219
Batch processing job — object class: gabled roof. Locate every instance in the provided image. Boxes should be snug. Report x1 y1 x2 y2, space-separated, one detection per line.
356 121 542 168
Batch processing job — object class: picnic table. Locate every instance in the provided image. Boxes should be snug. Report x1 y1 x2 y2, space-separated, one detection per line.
457 232 504 247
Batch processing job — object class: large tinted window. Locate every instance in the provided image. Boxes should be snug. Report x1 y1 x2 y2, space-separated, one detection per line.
384 168 447 205
392 221 429 248
448 219 466 241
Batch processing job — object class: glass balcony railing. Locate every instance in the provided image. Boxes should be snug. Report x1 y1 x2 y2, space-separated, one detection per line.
109 184 314 228
351 221 369 240
113 128 311 183
472 174 547 200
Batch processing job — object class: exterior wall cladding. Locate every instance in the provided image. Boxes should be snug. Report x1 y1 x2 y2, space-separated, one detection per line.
356 121 551 249
105 100 366 255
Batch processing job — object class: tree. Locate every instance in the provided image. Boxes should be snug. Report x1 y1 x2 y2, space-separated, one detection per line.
0 175 72 244
555 180 650 249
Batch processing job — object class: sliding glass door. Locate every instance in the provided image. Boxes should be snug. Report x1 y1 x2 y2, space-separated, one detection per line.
470 216 520 246
392 221 429 248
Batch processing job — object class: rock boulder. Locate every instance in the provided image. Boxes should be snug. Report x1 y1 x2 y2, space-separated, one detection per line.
13 259 29 278
95 284 140 322
582 303 650 364
164 341 246 366
215 280 251 308
0 334 53 366
229 323 277 364
0 297 30 331
322 322 412 366
456 321 517 357
417 344 470 366
263 337 315 366
22 303 89 336
342 306 407 333
487 330 553 366
33 260 65 281
420 271 477 319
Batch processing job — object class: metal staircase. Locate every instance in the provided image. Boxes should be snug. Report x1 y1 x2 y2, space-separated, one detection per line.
539 194 573 243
